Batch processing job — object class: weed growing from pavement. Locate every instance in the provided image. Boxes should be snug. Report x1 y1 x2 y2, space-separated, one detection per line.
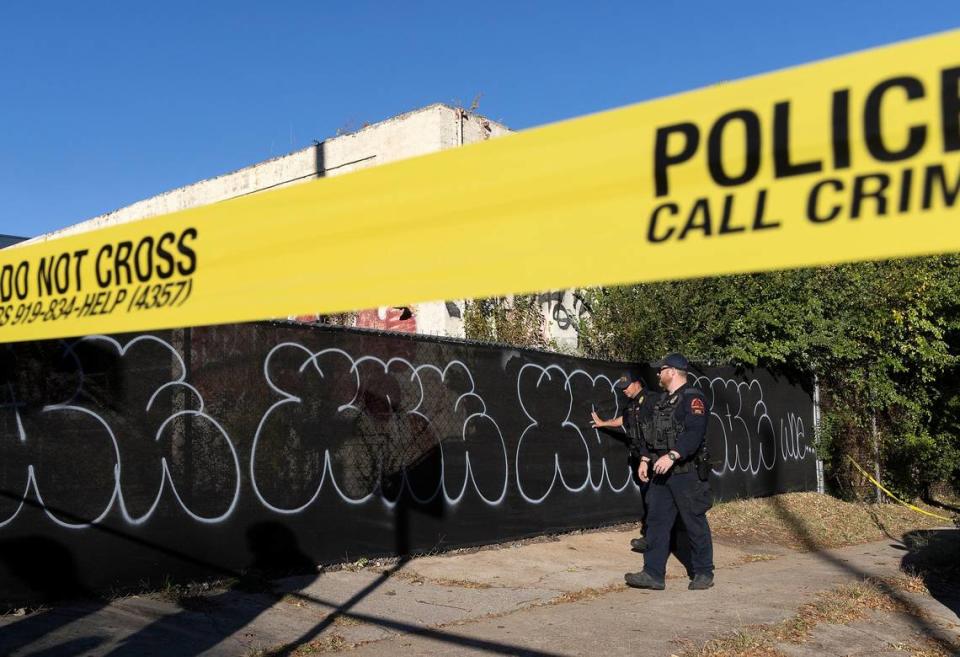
249 633 350 656
155 577 223 612
540 584 623 606
389 572 493 589
741 553 778 563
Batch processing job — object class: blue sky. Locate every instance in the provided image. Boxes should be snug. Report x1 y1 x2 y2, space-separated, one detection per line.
1 1 958 238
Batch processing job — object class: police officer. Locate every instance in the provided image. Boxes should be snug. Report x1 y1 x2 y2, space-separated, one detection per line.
625 353 714 591
590 366 658 552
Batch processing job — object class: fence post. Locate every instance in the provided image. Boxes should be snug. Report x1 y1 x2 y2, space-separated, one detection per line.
812 373 825 495
871 410 882 504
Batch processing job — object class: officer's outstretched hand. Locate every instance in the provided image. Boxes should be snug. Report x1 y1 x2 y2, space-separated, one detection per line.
638 460 650 482
590 411 604 428
653 454 675 475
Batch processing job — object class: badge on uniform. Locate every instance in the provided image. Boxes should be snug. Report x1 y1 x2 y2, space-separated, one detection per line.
690 397 706 415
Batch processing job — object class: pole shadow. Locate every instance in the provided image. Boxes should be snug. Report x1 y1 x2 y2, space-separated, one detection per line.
0 380 564 657
768 495 959 649
103 522 318 657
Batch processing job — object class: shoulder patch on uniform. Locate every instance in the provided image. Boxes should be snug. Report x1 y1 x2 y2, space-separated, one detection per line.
690 397 706 415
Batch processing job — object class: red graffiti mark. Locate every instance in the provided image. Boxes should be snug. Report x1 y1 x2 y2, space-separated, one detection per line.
355 307 417 333
288 307 416 333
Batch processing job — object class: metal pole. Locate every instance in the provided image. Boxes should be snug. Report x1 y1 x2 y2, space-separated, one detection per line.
871 410 882 503
812 373 825 495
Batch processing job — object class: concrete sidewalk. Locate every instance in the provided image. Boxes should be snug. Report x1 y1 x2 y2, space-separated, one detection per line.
1 525 957 656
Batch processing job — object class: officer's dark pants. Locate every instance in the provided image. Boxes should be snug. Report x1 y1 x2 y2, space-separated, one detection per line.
643 470 714 581
630 454 650 533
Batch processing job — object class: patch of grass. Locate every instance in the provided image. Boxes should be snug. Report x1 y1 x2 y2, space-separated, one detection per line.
741 554 778 563
280 593 311 609
428 577 492 589
708 492 947 551
346 558 368 572
925 483 960 513
678 577 958 657
391 571 492 589
250 634 351 657
289 634 350 655
770 579 904 644
672 627 784 657
154 578 222 612
904 636 958 657
881 573 931 596
329 613 362 628
542 584 622 606
428 583 624 632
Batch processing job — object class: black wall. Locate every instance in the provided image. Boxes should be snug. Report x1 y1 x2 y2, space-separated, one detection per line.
0 323 817 602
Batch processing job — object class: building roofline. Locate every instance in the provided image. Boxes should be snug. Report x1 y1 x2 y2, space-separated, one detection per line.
24 103 510 246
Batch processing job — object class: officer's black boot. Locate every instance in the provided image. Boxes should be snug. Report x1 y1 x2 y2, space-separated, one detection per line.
688 573 714 590
624 571 665 590
629 536 648 552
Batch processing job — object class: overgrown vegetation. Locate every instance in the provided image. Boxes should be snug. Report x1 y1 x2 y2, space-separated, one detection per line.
574 256 960 500
463 294 548 348
707 492 947 551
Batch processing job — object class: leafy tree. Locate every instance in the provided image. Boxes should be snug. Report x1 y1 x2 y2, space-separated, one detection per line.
578 256 960 500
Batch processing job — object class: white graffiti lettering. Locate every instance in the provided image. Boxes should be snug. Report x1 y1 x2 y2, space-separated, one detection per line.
250 343 508 511
0 335 240 529
691 375 815 477
514 364 637 504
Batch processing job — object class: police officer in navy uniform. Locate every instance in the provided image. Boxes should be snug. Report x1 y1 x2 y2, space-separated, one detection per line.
590 366 658 552
625 353 715 591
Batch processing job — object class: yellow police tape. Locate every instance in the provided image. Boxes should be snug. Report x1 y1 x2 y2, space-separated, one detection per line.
1 29 960 342
847 456 954 522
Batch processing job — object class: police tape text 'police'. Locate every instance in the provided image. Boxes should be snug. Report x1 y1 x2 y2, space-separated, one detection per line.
653 68 960 197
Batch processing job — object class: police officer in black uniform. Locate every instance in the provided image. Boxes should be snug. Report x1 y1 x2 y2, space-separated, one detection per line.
625 353 715 591
590 366 658 552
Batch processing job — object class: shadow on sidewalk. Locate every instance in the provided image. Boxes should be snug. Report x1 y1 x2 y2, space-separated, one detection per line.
0 536 109 657
768 496 959 646
103 522 318 657
0 423 565 657
901 528 960 620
